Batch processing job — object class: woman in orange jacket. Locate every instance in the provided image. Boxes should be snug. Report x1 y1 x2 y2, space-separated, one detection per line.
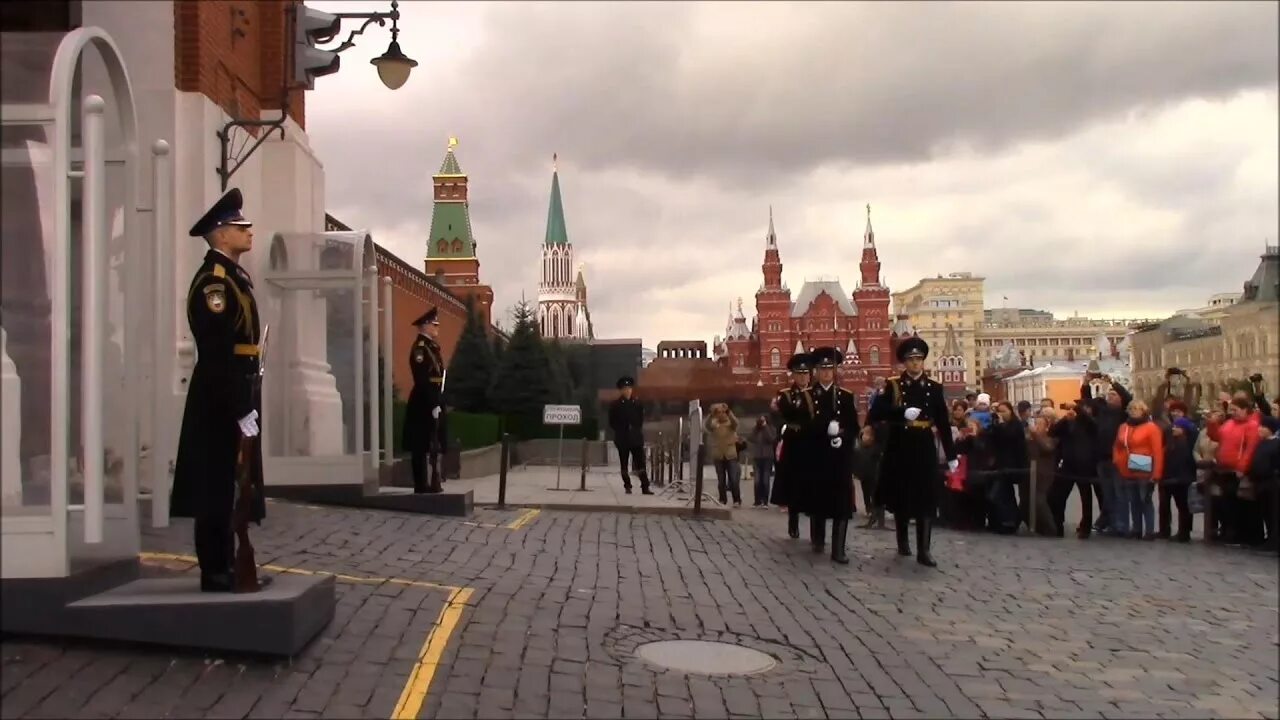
1113 400 1164 539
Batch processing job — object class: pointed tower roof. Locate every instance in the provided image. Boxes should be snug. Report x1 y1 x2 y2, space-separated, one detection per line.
941 323 962 356
575 262 587 289
439 137 463 175
863 203 875 249
794 339 805 355
766 205 777 248
544 153 569 246
427 137 476 260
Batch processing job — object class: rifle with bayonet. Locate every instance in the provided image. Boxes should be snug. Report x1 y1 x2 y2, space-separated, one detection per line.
233 324 268 593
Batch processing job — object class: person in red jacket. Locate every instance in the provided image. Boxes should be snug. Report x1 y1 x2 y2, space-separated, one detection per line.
1210 397 1262 544
1113 400 1164 539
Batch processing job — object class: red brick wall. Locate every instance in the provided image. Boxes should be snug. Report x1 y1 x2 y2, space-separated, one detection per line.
174 0 306 130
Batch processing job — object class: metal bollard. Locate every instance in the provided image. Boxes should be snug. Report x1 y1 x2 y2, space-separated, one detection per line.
696 443 706 515
498 433 510 509
579 437 588 491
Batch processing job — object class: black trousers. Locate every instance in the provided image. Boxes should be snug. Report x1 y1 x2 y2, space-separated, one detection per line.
1048 471 1096 536
1158 482 1193 539
194 513 233 578
411 449 442 492
615 443 649 490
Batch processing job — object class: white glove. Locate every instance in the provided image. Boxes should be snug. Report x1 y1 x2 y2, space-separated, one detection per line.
432 406 442 419
238 410 260 438
827 420 840 437
948 459 959 473
904 407 922 421
830 436 843 449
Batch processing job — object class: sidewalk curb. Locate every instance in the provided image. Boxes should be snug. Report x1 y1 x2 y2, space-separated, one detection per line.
478 502 733 520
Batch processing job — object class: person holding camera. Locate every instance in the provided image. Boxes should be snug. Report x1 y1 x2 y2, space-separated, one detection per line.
705 403 743 507
1081 368 1133 535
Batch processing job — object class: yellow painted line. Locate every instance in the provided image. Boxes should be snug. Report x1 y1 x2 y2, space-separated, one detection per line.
390 586 474 719
505 508 540 530
138 551 473 718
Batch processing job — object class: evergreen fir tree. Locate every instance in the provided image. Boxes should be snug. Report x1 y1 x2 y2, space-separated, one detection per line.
489 300 554 430
446 298 496 413
544 339 576 404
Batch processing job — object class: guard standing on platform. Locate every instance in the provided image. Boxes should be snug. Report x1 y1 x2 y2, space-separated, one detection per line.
403 308 446 494
171 188 266 593
770 352 815 539
869 337 957 567
799 347 860 563
608 376 652 495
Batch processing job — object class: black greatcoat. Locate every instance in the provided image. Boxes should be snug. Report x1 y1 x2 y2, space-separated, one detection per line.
401 334 445 452
608 396 645 448
770 384 814 507
798 383 860 520
869 372 955 519
171 250 265 523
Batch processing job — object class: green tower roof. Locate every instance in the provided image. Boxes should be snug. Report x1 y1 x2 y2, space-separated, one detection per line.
544 161 569 246
427 140 475 259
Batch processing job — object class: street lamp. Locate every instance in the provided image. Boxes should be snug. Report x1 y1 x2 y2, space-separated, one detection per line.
327 0 419 90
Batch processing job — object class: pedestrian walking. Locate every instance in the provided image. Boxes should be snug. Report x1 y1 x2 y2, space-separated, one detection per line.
750 416 777 507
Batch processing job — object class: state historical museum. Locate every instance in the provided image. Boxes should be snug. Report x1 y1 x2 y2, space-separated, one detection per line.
642 206 899 411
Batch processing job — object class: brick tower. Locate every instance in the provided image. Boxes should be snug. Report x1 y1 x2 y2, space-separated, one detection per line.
852 204 893 371
424 138 494 326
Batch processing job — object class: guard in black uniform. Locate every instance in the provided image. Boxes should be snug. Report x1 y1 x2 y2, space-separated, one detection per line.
402 308 446 493
770 352 814 539
869 337 957 567
608 376 652 495
798 347 861 563
171 188 266 593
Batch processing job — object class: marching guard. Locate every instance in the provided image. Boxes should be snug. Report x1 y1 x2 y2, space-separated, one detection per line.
171 188 267 592
403 308 447 494
869 337 957 567
770 352 814 539
799 347 861 564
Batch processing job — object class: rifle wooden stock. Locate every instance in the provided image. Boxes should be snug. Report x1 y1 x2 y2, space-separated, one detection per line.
232 434 260 593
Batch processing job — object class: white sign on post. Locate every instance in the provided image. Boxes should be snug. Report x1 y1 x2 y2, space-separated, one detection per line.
543 404 582 425
543 404 582 490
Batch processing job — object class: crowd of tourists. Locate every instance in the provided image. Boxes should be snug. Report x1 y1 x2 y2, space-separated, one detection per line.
732 370 1277 555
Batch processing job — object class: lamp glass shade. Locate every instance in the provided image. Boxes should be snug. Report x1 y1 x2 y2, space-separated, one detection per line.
372 40 418 90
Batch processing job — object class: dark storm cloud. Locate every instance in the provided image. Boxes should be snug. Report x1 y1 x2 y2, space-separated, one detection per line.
436 1 1277 179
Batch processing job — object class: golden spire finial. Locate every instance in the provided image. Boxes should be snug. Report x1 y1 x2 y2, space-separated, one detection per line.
448 136 458 150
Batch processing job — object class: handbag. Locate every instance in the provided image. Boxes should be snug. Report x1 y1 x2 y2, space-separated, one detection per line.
1123 426 1154 474
1187 482 1205 514
945 455 968 492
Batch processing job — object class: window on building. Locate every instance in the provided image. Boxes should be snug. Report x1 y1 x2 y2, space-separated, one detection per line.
869 346 880 365
452 239 463 253
770 347 781 367
437 239 447 253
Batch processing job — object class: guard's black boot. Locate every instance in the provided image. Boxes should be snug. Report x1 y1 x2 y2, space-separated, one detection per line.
640 473 654 495
787 509 800 539
200 573 233 593
896 516 911 556
810 517 826 552
831 519 850 564
916 517 937 567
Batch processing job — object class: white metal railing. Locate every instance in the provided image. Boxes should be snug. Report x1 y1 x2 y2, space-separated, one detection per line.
380 276 393 467
150 139 172 528
81 95 106 544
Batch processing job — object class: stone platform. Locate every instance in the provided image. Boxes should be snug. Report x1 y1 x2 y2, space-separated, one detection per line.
264 483 473 517
2 560 334 656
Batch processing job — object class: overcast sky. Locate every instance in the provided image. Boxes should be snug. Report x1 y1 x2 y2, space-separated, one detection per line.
308 1 1278 346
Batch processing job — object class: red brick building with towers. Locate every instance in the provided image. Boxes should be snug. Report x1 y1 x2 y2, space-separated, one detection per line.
707 205 895 409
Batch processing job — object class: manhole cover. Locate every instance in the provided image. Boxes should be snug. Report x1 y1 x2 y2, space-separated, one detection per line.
635 640 777 675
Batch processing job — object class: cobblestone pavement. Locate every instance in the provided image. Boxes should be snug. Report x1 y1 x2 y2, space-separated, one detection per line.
3 501 1277 720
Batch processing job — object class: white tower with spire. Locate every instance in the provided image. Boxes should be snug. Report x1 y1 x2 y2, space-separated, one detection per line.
538 154 591 340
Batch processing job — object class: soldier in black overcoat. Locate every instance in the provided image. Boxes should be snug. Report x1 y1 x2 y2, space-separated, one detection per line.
799 347 861 564
608 376 652 494
402 307 446 493
770 352 814 539
171 188 266 593
869 337 957 567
